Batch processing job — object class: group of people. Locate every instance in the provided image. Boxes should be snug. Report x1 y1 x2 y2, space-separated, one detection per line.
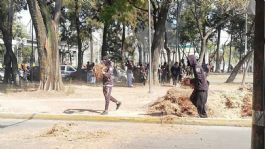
125 60 148 87
159 61 184 86
19 64 30 81
100 55 209 118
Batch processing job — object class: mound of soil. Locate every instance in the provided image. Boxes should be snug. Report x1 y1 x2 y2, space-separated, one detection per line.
148 88 197 117
241 94 252 117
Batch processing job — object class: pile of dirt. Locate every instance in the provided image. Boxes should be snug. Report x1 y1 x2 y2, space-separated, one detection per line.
148 88 197 117
241 94 252 117
40 123 110 141
92 64 106 80
41 123 74 137
224 96 240 109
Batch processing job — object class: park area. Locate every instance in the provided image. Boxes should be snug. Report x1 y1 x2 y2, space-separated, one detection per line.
0 73 253 119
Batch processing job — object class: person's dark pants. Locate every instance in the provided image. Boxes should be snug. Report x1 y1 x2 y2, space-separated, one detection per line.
172 75 179 85
103 86 118 111
190 90 208 118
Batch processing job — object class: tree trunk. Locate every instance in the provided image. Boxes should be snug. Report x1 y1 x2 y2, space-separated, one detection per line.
198 38 207 64
164 31 171 64
228 34 232 72
121 23 126 69
138 43 143 64
241 56 251 86
101 23 108 58
151 1 171 85
225 50 253 83
222 52 225 73
89 28 94 62
27 0 63 91
0 0 19 85
75 0 83 70
215 27 221 72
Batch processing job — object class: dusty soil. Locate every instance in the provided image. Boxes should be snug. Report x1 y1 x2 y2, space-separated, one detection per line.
0 121 197 149
0 73 253 119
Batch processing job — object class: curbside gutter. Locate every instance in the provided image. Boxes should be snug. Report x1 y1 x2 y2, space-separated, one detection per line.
0 113 252 127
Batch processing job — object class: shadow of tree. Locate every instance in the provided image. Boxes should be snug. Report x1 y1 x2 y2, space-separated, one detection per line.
63 109 103 114
0 113 36 129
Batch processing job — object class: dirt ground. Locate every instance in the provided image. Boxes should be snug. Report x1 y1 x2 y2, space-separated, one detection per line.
0 73 253 119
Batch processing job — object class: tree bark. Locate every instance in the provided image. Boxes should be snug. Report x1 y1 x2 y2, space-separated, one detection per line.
75 0 83 70
138 43 143 64
101 23 109 58
27 0 63 91
225 50 253 83
121 23 126 69
241 56 251 86
228 34 232 72
0 0 19 85
89 28 94 62
215 27 221 72
164 31 171 64
151 1 171 85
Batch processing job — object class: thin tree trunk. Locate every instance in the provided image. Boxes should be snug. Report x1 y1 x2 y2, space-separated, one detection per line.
241 56 251 86
121 23 126 69
101 23 108 58
225 50 253 83
75 0 83 70
215 27 221 72
228 34 232 72
89 28 94 62
138 43 143 64
164 31 171 64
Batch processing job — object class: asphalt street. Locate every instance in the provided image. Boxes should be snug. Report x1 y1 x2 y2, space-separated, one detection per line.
0 119 251 149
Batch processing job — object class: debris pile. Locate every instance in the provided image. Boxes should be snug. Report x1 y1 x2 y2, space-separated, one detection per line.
224 96 240 109
241 94 252 117
148 88 197 117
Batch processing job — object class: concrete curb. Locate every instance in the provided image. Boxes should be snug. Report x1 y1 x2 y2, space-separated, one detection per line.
0 113 252 127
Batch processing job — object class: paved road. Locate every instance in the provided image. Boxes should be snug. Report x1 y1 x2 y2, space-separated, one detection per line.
0 119 251 149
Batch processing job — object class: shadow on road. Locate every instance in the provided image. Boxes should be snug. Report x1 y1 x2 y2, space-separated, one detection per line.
0 113 36 129
64 109 103 114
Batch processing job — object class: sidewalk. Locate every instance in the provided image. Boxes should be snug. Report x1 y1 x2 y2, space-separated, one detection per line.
0 84 252 127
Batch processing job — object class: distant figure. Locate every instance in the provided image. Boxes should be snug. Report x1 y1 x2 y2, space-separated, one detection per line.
139 63 147 86
101 56 122 115
86 61 91 83
126 60 134 87
161 62 169 84
90 62 96 84
171 62 180 86
185 55 209 118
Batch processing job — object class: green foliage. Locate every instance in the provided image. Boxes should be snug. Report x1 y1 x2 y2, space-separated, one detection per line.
12 17 28 39
20 46 32 63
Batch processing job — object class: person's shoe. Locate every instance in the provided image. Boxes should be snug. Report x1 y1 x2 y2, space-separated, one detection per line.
101 111 108 115
199 114 208 118
116 102 122 110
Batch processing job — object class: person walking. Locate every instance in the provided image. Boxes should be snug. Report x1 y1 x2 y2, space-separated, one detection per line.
171 62 180 86
184 55 209 118
101 56 122 115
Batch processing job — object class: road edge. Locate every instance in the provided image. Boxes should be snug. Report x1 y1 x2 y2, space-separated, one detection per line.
0 113 252 127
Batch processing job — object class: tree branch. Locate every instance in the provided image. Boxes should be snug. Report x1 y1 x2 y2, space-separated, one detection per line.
127 0 148 12
190 4 203 39
54 0 62 24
